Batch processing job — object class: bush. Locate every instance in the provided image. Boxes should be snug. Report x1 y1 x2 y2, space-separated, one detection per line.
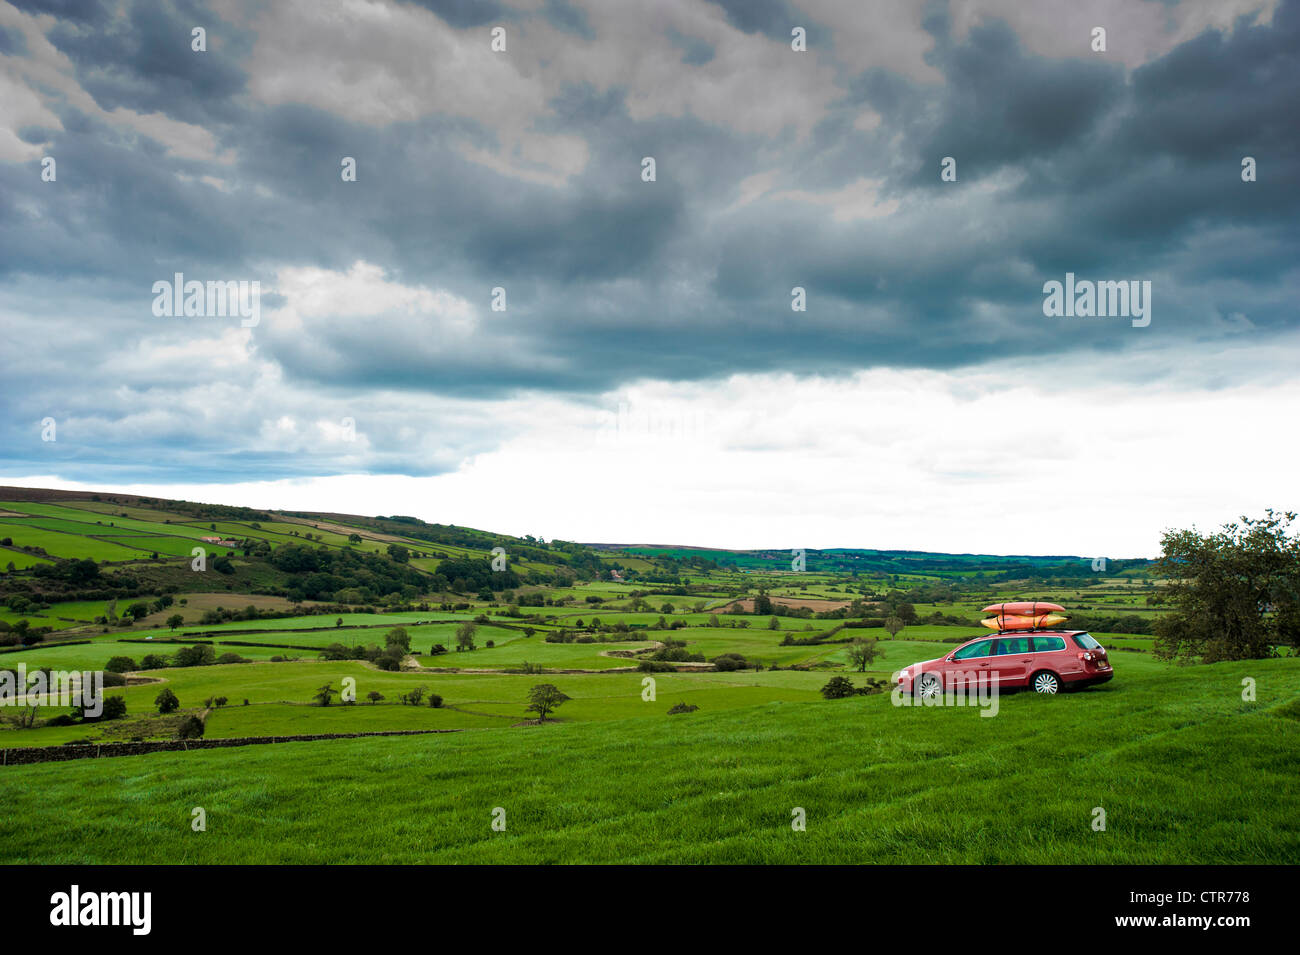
173 644 216 668
155 687 180 714
176 715 205 739
637 660 677 672
101 670 127 688
820 676 858 699
427 693 443 708
104 656 138 673
710 653 750 672
214 652 249 665
140 654 168 670
82 695 127 721
666 702 699 715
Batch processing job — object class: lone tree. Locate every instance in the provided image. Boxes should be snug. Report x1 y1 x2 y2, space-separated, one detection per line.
385 627 411 653
313 683 338 707
1153 510 1300 663
155 687 180 714
885 615 905 639
525 684 570 722
166 613 184 631
456 622 478 652
366 691 384 704
846 637 881 672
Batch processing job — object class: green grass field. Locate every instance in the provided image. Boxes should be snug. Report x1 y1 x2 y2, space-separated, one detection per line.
2 657 1295 864
2 491 1296 865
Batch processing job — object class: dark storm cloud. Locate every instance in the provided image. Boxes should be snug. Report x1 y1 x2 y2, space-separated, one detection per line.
1 0 1297 482
43 0 250 121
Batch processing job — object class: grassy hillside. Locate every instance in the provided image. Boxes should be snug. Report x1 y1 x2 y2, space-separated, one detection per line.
3 657 1295 864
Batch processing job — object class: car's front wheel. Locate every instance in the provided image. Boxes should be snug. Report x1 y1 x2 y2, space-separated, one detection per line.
916 672 943 701
1031 671 1060 694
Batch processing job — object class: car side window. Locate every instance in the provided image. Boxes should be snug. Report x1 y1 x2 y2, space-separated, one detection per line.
1032 636 1065 652
997 637 1030 655
953 640 993 660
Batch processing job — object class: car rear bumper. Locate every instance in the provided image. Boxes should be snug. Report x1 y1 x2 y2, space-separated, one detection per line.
1066 670 1113 687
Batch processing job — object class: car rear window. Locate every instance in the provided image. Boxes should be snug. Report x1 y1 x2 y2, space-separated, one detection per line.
1071 633 1103 650
1031 636 1066 652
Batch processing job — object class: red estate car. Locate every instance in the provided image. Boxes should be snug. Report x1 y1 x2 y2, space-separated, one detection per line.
894 630 1113 697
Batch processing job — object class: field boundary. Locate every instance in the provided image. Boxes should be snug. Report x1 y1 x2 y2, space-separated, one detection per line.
0 728 461 766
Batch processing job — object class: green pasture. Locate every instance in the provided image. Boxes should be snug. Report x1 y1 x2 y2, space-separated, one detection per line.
2 657 1295 863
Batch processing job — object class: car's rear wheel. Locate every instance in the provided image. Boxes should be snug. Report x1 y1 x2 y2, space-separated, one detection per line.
916 672 943 701
1031 671 1060 694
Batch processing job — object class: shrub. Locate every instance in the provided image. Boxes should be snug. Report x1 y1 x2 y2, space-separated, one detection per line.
176 715 205 739
710 653 750 672
638 660 676 672
667 702 699 715
173 644 216 668
427 693 443 708
215 652 249 665
104 656 138 673
820 676 857 699
140 654 168 670
155 687 180 714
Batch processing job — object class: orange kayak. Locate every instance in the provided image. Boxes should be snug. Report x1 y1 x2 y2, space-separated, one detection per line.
981 612 1070 631
980 602 1069 631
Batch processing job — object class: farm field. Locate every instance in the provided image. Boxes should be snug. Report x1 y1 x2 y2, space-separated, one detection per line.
2 657 1295 864
2 487 1297 869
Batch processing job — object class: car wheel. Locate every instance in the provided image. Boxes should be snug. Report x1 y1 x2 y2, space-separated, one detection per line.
1031 671 1060 694
916 672 943 701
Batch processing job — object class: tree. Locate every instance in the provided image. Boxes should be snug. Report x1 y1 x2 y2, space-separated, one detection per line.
166 613 184 631
366 691 384 704
1153 510 1300 662
173 644 216 667
525 684 570 722
125 602 150 621
314 683 338 706
767 615 780 630
820 676 857 699
348 533 362 544
105 656 137 673
155 687 180 714
896 602 918 625
385 627 411 652
387 543 410 563
456 622 477 652
885 615 905 639
846 637 881 672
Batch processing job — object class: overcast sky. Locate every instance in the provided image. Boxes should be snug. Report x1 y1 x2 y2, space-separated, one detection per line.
1 0 1296 556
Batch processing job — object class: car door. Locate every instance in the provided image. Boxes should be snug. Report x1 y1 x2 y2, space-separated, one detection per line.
991 635 1033 687
949 638 996 692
